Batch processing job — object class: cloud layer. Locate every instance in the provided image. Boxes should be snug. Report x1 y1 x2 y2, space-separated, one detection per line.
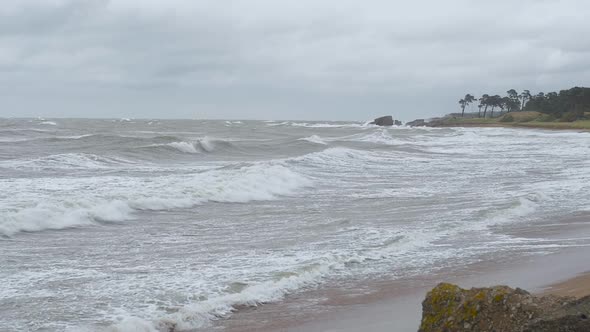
1 0 589 120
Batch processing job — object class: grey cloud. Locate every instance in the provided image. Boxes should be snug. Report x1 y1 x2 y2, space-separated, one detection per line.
1 0 589 120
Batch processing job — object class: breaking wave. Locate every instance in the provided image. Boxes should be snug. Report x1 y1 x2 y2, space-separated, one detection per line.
0 153 136 170
100 231 427 332
298 135 327 145
151 137 232 154
0 164 311 237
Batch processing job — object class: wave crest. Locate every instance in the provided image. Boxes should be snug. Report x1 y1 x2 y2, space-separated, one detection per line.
0 164 311 237
298 135 327 145
0 153 135 170
160 137 229 154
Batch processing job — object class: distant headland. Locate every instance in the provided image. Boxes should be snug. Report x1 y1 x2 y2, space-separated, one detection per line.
409 87 590 130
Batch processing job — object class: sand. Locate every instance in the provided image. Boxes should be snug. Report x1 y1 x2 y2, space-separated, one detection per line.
543 271 590 298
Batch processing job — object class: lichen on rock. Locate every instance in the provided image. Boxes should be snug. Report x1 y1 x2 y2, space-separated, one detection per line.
419 283 590 332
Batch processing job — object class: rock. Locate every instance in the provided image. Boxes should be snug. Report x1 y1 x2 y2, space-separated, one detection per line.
394 120 402 126
406 119 426 127
419 283 590 332
525 314 590 332
372 116 394 126
424 117 447 127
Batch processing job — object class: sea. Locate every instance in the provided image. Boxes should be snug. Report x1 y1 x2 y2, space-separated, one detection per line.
1 118 589 331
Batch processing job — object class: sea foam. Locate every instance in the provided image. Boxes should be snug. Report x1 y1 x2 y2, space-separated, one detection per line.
298 135 328 145
0 164 311 237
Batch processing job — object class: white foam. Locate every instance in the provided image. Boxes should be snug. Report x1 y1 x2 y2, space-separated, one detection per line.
0 164 311 236
288 147 392 168
96 226 440 331
0 153 134 170
40 121 57 126
166 141 200 154
198 137 216 152
298 135 327 145
104 317 159 332
289 122 367 128
466 194 543 233
0 200 133 237
163 137 221 153
344 130 405 145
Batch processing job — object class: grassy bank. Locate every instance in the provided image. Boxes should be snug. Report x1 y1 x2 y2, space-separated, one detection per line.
432 112 590 130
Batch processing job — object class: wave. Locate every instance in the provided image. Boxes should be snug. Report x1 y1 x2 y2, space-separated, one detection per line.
464 194 544 233
101 226 439 332
298 135 327 145
0 164 311 237
287 147 389 166
0 200 134 237
264 121 371 128
225 121 243 126
156 137 230 154
289 122 369 128
342 130 405 145
39 121 57 126
166 141 201 153
0 153 136 170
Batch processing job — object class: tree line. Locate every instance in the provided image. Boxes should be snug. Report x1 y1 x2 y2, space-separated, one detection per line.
458 87 590 120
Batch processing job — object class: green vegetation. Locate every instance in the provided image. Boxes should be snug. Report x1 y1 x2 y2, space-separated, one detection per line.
449 87 590 130
499 114 514 123
458 94 476 118
436 115 590 130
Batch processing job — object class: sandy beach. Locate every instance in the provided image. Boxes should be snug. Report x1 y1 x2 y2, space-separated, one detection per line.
543 271 590 298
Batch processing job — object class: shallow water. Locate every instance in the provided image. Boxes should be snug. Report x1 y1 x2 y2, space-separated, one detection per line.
1 118 589 331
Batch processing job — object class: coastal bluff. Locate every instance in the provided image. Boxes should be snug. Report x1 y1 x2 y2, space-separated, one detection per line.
419 283 590 332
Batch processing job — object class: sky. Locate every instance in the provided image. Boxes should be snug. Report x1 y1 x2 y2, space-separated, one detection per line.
1 0 589 121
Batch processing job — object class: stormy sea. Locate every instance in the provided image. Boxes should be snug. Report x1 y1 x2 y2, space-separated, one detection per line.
1 118 589 331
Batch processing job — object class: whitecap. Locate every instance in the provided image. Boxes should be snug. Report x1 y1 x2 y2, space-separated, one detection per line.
298 135 327 145
0 164 311 236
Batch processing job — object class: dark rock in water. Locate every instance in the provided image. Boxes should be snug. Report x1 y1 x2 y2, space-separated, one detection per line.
419 283 590 332
372 116 394 126
406 119 426 127
394 120 402 126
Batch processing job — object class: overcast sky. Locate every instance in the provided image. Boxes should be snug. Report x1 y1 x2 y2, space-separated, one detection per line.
1 0 589 121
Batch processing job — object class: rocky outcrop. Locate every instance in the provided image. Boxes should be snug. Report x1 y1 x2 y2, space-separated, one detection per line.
419 283 590 332
406 117 448 127
372 116 394 126
406 119 426 127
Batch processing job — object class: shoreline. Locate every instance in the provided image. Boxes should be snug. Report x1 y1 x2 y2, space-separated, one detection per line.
542 271 590 298
214 211 590 332
423 120 590 131
281 248 590 332
427 122 590 131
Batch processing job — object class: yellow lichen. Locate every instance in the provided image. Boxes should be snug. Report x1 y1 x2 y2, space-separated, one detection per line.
494 294 505 303
419 283 462 331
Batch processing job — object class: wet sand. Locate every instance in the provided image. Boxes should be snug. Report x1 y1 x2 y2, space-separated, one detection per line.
543 271 590 298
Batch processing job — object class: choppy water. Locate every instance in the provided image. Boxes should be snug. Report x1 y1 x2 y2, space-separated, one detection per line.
1 118 590 331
